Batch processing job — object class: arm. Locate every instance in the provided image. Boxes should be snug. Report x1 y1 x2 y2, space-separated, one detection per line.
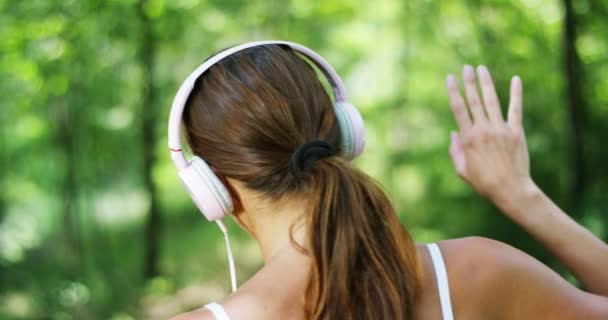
496 180 608 295
445 65 608 296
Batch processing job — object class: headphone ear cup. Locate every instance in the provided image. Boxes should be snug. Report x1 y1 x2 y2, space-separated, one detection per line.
333 102 366 160
178 156 234 221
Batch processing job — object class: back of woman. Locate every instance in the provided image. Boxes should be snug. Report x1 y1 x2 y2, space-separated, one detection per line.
168 42 608 320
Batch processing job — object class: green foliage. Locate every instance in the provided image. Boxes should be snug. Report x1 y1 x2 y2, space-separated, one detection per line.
1 0 606 319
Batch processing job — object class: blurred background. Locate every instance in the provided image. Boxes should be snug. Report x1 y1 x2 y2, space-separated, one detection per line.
1 0 607 319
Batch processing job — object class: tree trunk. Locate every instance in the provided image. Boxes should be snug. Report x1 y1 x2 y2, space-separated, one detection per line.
562 0 587 213
0 110 5 223
137 0 161 279
0 103 6 287
56 98 83 274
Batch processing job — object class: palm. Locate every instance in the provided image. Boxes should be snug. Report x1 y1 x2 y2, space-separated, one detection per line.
445 65 531 200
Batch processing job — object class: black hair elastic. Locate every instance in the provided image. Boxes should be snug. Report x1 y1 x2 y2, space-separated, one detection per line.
289 140 337 178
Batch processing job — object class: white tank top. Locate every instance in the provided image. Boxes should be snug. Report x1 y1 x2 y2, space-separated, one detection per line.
203 243 454 320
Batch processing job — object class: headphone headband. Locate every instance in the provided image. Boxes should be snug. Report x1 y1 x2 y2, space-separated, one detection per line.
167 40 349 170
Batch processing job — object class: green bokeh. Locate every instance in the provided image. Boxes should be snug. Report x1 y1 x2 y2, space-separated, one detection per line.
1 0 606 319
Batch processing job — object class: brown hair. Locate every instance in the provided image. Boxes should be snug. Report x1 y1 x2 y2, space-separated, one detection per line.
183 44 422 319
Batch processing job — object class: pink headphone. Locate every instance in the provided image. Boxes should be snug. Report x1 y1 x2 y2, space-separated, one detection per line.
168 40 366 223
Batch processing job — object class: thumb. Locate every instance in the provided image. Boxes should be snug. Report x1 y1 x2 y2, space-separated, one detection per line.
449 131 468 180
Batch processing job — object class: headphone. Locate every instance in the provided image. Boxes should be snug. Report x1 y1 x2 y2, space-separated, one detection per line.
167 40 366 291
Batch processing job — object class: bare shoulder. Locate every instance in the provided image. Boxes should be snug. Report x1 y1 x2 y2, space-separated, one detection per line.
437 236 503 256
432 236 516 292
421 237 514 319
437 236 519 273
169 308 214 320
169 290 265 320
436 236 608 320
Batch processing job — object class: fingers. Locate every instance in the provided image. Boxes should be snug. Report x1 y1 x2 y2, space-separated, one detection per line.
477 65 504 123
449 131 468 180
462 65 488 124
446 75 472 131
507 76 523 129
448 65 520 129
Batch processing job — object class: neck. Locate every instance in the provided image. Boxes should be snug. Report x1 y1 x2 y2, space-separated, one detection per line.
258 204 308 263
226 178 310 263
244 199 309 263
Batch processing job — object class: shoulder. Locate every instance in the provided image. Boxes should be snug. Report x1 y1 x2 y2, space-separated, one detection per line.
169 292 265 320
436 237 608 320
437 235 508 257
437 236 519 275
422 237 514 319
431 236 517 295
169 308 214 320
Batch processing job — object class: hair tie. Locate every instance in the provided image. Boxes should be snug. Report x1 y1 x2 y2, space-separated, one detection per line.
289 140 337 178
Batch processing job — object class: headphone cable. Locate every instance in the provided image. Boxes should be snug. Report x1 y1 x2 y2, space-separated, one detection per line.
216 220 238 293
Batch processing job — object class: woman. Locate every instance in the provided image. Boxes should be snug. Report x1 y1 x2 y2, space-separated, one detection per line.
170 43 608 319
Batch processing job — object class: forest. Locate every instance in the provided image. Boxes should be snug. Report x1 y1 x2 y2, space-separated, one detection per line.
1 0 607 319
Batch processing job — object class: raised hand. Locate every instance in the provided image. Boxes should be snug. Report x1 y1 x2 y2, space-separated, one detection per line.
446 65 531 204
446 65 608 299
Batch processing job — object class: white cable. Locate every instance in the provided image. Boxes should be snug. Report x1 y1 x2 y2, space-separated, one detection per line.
216 220 238 293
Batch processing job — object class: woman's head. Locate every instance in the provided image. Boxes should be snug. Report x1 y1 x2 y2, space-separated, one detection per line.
183 44 421 320
184 44 340 197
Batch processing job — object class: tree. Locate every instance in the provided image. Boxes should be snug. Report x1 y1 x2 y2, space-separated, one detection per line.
562 0 588 213
137 0 162 279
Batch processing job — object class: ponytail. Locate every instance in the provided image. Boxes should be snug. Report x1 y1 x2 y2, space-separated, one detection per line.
303 157 422 320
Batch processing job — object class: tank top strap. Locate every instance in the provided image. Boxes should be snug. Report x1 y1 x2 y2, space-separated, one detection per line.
427 243 455 320
204 302 231 320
